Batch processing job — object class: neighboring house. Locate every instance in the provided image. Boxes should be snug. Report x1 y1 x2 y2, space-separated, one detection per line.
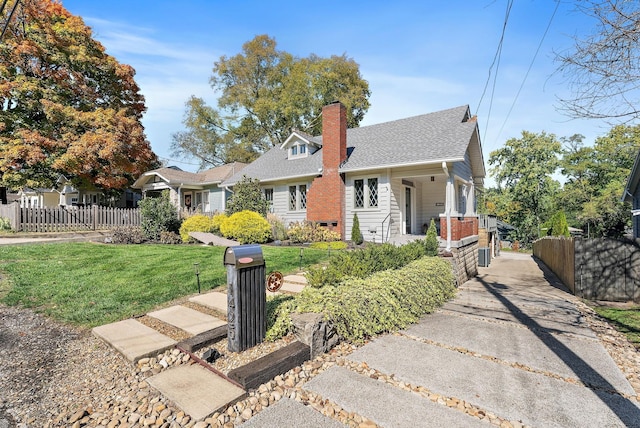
14 176 138 208
132 162 246 212
222 102 485 246
623 150 640 238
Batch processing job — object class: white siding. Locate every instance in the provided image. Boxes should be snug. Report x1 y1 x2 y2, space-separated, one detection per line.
451 151 473 183
345 171 392 242
268 182 308 225
421 176 446 230
389 178 404 237
209 188 224 212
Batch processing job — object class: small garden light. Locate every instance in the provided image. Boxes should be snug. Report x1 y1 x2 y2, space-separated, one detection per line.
194 263 201 294
299 247 304 270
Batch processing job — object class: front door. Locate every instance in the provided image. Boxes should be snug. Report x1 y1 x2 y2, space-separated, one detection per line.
405 187 412 234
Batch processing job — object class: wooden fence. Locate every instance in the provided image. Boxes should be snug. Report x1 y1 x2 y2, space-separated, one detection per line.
534 236 640 303
0 203 140 232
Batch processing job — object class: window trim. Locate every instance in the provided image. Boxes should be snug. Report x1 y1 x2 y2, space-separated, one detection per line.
352 175 380 211
287 183 309 212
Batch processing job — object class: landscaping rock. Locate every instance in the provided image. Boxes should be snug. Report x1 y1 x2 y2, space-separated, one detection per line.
291 312 340 358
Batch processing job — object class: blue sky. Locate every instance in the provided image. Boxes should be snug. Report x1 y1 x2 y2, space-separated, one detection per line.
61 0 606 181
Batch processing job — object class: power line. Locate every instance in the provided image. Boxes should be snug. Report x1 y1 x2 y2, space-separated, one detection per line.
495 0 560 143
477 0 513 139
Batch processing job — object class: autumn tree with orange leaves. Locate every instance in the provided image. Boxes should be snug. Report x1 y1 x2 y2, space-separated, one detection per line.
0 0 158 195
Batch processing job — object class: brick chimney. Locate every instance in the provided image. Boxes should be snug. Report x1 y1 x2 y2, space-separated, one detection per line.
306 102 347 238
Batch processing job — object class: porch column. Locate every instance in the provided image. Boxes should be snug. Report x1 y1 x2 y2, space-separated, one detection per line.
442 162 453 252
465 179 475 217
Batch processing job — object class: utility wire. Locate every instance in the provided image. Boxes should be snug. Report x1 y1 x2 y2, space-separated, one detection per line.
477 0 513 128
495 0 560 143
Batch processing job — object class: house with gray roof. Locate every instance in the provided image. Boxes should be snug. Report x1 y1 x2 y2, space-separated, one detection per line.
223 102 485 247
623 150 640 238
132 162 246 212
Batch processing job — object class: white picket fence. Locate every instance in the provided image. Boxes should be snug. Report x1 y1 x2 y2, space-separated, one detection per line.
0 203 140 232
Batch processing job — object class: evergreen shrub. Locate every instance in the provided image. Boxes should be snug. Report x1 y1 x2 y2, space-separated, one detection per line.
179 214 215 242
211 212 228 234
225 176 268 217
351 213 363 245
220 210 272 244
139 190 181 241
266 256 455 342
305 241 426 287
425 219 439 256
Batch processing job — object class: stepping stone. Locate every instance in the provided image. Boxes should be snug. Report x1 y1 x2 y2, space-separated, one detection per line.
189 291 228 314
279 274 307 294
240 398 344 427
147 364 246 421
306 365 489 428
92 319 176 363
148 305 226 336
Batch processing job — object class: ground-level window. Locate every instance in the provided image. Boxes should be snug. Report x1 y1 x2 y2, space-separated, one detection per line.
354 177 379 209
288 184 308 211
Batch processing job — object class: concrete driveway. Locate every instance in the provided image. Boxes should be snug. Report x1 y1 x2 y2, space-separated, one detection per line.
244 251 640 427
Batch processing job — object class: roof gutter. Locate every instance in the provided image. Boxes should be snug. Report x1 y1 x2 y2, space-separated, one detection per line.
339 157 466 174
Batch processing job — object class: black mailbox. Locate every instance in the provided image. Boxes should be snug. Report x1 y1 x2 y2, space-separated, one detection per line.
224 245 266 352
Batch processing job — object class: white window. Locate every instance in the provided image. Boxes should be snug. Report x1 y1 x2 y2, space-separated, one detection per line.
300 144 307 154
264 188 274 213
354 177 379 209
288 142 310 159
458 184 467 215
288 184 308 211
291 146 298 156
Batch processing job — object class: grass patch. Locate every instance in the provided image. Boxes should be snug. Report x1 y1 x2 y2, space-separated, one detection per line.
0 242 329 328
592 305 640 350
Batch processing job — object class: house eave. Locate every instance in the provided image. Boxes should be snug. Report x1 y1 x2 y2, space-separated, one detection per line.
339 157 467 174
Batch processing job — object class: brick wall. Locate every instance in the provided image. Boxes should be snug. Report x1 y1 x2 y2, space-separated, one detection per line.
306 102 347 238
440 217 479 241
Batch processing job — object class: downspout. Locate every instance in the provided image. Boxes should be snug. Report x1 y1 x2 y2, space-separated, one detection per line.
442 162 452 253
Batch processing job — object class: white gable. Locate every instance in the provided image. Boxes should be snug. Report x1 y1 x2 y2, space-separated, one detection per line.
280 131 320 160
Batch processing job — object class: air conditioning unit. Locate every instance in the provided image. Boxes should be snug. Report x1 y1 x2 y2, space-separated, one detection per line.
478 247 490 267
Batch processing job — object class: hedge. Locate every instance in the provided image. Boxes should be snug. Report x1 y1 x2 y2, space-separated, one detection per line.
266 256 455 343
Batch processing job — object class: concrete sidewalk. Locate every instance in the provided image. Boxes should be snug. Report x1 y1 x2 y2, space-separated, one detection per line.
243 252 640 427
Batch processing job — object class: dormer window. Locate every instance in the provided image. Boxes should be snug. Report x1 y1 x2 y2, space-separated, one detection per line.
288 142 309 159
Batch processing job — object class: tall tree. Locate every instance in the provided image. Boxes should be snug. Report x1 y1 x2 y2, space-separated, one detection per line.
559 124 640 237
0 0 158 191
488 131 562 244
556 0 640 121
171 34 371 168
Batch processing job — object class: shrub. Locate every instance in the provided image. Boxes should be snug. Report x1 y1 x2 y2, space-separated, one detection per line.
267 213 288 241
309 241 348 250
0 217 11 231
226 176 268 217
425 219 439 256
211 212 228 234
266 257 455 342
139 190 181 241
287 220 341 243
546 211 570 237
220 210 272 244
111 226 145 244
179 214 215 242
351 213 363 245
160 231 182 244
305 241 426 287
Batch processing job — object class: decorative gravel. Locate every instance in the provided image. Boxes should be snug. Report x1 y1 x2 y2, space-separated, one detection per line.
1 299 638 428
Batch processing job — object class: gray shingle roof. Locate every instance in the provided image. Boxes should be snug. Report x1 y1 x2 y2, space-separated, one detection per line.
133 162 247 189
223 105 482 186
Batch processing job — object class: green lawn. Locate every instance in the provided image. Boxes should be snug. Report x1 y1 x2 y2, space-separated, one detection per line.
0 242 330 328
592 305 640 350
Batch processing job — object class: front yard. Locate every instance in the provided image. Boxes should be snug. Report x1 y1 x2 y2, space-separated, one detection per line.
0 242 330 328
